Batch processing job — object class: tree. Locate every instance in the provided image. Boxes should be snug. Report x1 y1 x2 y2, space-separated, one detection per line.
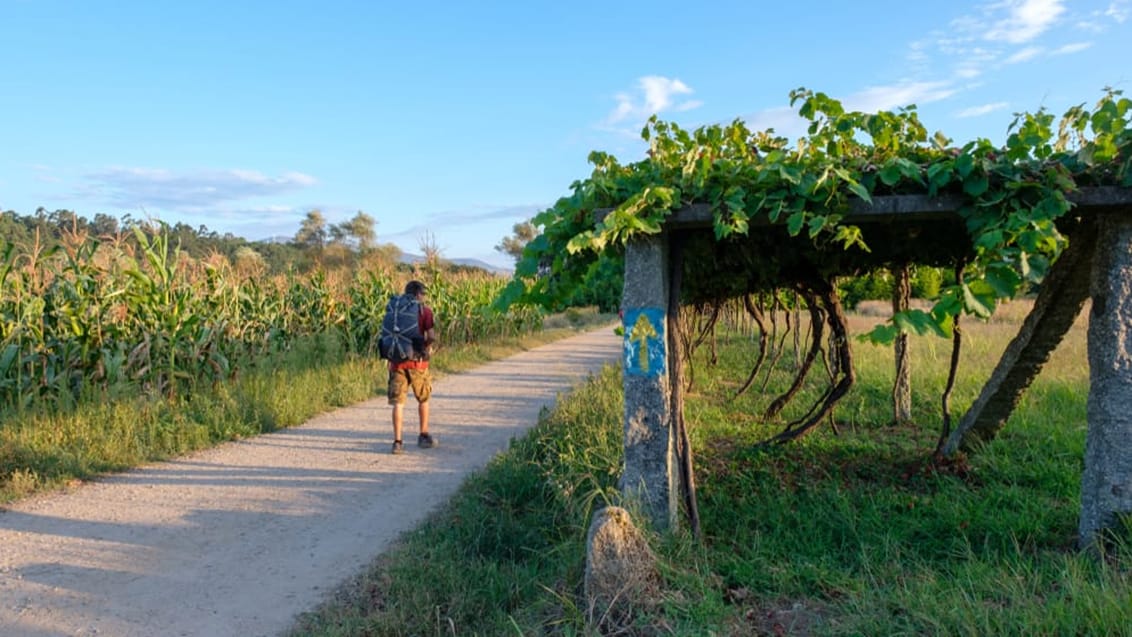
328 210 377 253
169 222 208 256
495 220 538 263
0 210 32 246
91 213 121 237
295 210 327 251
344 211 377 252
47 209 83 235
328 222 348 247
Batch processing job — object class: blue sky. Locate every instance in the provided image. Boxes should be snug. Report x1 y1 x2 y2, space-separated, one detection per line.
2 0 1129 269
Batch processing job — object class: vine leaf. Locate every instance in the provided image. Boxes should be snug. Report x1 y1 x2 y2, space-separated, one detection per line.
985 263 1022 298
861 308 949 345
927 161 953 194
962 281 996 318
786 211 806 236
879 158 923 187
833 225 869 252
963 174 990 197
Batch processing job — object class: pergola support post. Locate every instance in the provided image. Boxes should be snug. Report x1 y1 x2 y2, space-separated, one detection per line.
940 218 1095 455
619 233 680 531
1080 212 1132 549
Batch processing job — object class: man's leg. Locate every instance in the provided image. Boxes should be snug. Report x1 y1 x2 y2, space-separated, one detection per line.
409 367 435 447
392 403 404 442
389 369 407 453
416 399 436 448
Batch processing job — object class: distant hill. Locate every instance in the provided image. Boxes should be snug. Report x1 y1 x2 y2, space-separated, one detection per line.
450 257 513 275
256 235 293 244
399 253 512 276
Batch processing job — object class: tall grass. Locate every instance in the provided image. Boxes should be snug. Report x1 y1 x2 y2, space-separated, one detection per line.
0 226 541 411
0 224 581 502
293 302 1132 636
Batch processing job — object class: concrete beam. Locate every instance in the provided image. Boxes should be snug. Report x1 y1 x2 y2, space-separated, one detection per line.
598 186 1132 228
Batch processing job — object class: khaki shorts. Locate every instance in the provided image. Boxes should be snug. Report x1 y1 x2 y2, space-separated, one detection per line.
387 367 432 405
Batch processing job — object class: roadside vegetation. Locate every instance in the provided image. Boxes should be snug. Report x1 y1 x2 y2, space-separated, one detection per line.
0 305 610 504
291 303 1132 636
0 210 617 503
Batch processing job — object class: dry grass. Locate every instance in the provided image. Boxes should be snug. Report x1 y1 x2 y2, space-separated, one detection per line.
853 298 934 317
851 297 1091 329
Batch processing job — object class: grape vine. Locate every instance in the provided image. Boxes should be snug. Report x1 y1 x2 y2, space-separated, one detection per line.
501 88 1132 343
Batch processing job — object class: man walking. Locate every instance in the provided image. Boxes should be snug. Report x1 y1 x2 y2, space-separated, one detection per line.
388 280 437 454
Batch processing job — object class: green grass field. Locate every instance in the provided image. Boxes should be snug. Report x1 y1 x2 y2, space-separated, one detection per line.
292 300 1132 636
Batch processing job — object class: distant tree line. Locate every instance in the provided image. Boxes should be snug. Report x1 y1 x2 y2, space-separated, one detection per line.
0 207 420 275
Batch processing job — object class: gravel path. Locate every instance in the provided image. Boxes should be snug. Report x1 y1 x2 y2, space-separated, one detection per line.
0 327 622 637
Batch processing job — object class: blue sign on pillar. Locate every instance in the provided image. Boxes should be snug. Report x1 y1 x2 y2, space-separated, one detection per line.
623 307 666 377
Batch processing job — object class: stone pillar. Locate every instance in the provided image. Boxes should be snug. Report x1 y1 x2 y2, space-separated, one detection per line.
1080 213 1132 548
620 234 680 531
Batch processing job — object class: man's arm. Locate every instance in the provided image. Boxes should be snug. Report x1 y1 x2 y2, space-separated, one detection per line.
421 306 437 353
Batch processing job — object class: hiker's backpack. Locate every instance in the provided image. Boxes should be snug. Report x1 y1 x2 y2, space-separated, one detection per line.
378 294 424 363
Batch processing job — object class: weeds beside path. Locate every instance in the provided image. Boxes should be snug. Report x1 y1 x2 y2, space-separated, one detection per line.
291 306 1131 636
0 325 621 637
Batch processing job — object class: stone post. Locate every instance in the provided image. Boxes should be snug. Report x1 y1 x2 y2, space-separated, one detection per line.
620 234 680 531
1080 212 1132 548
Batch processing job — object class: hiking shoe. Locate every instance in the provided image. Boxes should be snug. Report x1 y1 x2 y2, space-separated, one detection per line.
391 440 404 455
417 433 437 449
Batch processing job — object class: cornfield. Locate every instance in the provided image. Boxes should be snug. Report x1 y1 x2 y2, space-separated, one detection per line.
0 227 542 411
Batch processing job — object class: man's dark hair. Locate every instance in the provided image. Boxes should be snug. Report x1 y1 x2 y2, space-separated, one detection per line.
405 280 426 297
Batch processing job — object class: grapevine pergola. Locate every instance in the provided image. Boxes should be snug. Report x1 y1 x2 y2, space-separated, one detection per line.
617 187 1131 550
503 89 1132 549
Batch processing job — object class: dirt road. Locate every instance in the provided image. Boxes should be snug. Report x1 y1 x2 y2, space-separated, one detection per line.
0 327 622 637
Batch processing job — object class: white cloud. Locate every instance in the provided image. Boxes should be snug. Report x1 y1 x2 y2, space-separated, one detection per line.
233 204 295 216
1077 2 1128 31
674 99 705 113
740 105 805 137
605 75 703 126
1005 46 1044 63
956 101 1010 117
842 82 958 113
81 167 318 211
947 43 999 80
27 164 63 184
426 203 544 226
384 204 544 245
998 40 1089 65
639 76 692 112
916 2 1084 83
1106 1 1130 22
983 0 1067 44
1052 41 1093 55
734 83 958 142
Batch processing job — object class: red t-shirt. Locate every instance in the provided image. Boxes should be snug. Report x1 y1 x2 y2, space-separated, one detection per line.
390 304 434 371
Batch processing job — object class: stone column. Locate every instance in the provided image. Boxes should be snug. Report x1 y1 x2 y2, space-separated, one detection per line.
620 234 680 531
1080 212 1132 549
